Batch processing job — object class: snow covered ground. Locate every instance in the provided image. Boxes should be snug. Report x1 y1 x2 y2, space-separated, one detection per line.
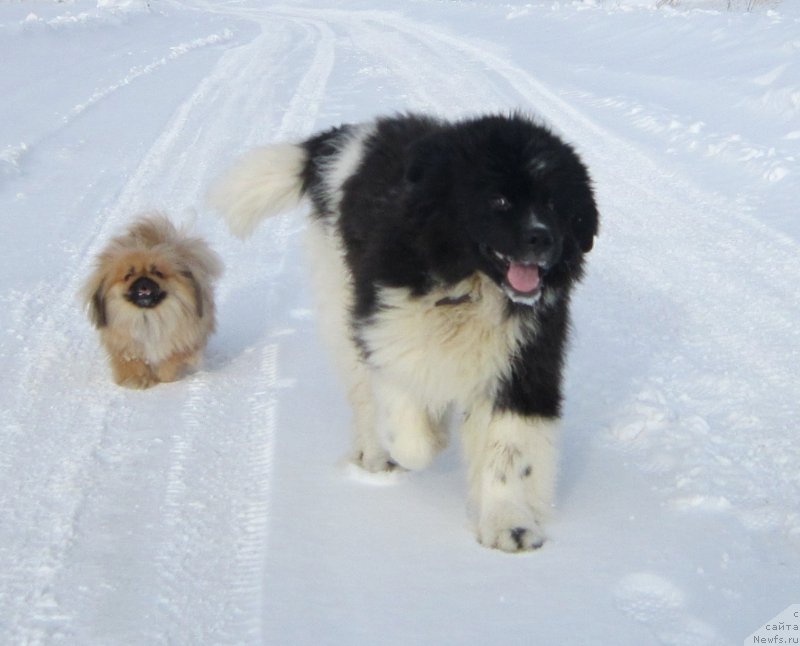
1 0 798 643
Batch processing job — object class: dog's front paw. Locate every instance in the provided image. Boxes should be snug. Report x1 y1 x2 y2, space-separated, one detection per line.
155 350 200 383
353 446 400 473
112 358 158 389
387 428 444 471
374 381 445 471
118 373 158 390
478 511 546 552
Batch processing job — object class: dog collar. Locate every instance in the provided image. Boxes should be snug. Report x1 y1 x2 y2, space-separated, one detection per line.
435 293 473 307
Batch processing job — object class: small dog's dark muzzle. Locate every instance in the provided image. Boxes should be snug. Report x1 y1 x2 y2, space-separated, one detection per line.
126 277 166 309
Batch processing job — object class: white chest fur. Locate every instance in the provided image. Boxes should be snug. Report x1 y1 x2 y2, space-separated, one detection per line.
361 275 533 412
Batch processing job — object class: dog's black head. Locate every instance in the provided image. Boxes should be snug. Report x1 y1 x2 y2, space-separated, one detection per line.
406 114 598 305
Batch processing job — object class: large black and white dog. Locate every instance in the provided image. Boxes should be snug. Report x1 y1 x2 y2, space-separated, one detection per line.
210 113 598 552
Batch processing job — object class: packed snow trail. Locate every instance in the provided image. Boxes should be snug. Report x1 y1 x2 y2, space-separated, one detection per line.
0 1 797 645
0 6 334 643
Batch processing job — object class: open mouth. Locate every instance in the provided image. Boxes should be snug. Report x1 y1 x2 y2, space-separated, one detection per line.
486 248 545 305
130 293 166 308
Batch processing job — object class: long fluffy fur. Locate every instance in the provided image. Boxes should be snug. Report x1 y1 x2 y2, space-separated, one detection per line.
207 143 307 239
210 113 598 551
82 213 223 389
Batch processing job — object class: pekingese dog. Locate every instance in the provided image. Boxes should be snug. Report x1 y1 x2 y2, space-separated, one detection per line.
82 213 223 389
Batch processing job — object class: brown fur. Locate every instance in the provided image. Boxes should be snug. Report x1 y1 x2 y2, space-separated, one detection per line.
82 213 223 389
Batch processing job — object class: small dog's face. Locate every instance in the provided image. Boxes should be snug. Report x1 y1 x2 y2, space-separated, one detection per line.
110 252 172 310
121 265 168 310
87 250 204 329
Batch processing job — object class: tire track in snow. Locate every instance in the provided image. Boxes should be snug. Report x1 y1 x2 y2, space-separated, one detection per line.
147 366 278 644
1 9 332 643
108 11 335 643
1 30 234 180
0 38 260 646
0 350 132 644
0 43 263 634
0 191 137 642
274 6 518 117
105 31 282 218
66 30 235 122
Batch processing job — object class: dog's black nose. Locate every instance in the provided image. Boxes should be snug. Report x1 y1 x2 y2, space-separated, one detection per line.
525 224 556 255
127 277 165 308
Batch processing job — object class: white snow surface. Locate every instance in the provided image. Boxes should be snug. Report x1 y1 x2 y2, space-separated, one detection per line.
1 0 799 644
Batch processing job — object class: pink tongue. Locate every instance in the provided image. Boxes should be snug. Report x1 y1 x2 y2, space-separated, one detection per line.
507 262 540 293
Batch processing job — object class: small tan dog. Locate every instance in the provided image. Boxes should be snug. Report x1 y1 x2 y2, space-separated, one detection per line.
82 213 223 389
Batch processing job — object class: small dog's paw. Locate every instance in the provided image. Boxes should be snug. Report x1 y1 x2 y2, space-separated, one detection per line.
118 373 158 390
155 351 200 383
155 362 187 383
112 358 157 389
478 513 547 552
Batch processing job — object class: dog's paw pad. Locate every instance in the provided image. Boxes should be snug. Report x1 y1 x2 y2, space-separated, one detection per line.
509 526 545 551
353 449 401 474
343 455 406 487
387 431 444 471
479 520 546 552
119 375 158 390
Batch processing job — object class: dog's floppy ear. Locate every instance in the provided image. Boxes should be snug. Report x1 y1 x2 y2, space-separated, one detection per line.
181 269 204 319
572 194 599 253
86 277 108 328
548 159 599 254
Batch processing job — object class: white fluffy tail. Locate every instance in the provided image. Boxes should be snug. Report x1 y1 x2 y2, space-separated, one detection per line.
208 143 307 239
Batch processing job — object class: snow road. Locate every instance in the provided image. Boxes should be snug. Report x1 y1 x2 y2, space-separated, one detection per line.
1 1 798 644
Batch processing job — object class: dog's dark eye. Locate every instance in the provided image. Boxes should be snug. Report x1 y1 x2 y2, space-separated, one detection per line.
124 268 135 281
150 266 165 279
489 195 512 212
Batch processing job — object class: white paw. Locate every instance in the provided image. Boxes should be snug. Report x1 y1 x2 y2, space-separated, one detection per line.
353 446 399 473
387 428 443 471
478 509 547 552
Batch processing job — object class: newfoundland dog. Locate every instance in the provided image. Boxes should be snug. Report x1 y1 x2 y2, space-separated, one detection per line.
210 113 598 551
